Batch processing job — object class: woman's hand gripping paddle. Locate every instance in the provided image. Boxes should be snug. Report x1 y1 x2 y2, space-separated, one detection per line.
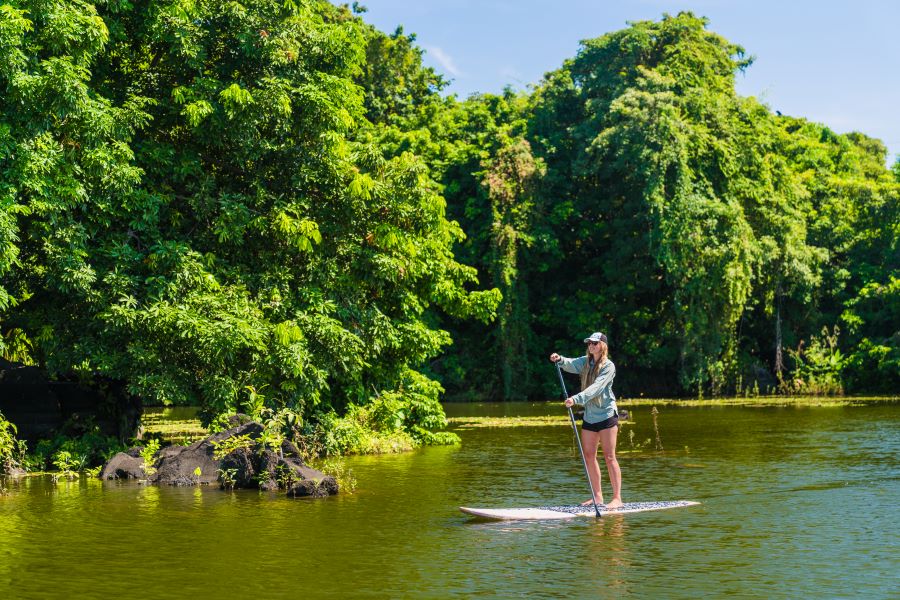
555 361 602 518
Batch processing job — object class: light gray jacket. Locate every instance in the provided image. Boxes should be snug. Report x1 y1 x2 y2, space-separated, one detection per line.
558 356 617 423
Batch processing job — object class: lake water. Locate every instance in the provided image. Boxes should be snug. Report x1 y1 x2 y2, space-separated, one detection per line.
1 401 898 599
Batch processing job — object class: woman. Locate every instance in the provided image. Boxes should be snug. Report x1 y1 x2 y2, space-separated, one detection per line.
550 332 623 509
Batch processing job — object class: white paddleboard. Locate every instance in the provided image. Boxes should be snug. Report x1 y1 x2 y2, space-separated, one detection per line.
460 500 699 520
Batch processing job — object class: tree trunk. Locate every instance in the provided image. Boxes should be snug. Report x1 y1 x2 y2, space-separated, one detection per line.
774 292 784 376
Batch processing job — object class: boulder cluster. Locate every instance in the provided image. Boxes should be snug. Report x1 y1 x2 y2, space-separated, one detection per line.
100 416 337 498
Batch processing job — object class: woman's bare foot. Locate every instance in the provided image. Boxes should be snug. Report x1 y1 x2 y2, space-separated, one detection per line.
580 498 604 506
604 498 624 509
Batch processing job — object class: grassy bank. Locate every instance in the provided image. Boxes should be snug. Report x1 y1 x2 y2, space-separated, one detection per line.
445 396 899 429
613 395 899 408
141 409 208 444
142 396 899 439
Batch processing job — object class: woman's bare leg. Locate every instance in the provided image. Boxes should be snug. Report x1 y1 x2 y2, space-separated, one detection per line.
579 428 604 506
599 425 623 508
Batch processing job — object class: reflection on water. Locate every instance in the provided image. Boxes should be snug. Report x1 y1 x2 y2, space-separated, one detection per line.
1 402 898 599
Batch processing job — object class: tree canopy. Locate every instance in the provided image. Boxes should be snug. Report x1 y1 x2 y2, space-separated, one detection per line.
0 0 499 452
1 5 896 454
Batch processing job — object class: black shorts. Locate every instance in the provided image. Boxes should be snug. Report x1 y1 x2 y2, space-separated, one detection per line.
581 414 619 432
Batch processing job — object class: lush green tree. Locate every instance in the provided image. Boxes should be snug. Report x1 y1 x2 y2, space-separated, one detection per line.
370 12 897 398
797 129 898 392
526 13 773 392
0 0 498 451
481 135 545 399
435 12 895 398
0 0 147 366
355 22 447 126
2 2 895 431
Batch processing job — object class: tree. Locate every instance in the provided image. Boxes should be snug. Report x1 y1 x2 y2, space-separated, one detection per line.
0 0 499 451
482 135 544 399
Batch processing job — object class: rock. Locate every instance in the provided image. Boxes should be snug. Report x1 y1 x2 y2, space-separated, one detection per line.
99 418 338 497
218 447 256 489
2 464 27 477
253 449 281 491
280 440 303 458
100 452 146 480
281 455 338 498
288 475 339 498
156 444 187 462
150 420 264 486
225 413 255 428
208 420 264 445
150 443 220 486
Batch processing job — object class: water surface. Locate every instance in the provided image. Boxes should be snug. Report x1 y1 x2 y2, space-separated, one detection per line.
2 402 898 598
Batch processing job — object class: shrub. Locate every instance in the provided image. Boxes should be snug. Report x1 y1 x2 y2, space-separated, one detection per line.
0 411 26 473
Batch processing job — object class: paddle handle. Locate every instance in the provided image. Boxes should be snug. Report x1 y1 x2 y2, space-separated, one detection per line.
555 361 601 518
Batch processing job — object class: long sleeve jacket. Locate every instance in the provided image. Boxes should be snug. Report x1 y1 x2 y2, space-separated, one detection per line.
558 356 617 423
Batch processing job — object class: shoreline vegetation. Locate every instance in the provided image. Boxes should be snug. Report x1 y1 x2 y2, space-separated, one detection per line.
1 396 896 489
142 395 900 437
7 395 897 481
446 396 900 429
1 2 897 473
138 395 900 436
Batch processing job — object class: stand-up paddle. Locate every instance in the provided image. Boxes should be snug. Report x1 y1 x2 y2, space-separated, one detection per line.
556 362 602 518
459 342 700 521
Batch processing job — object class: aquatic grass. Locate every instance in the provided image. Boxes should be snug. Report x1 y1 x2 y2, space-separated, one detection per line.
1 411 27 474
447 414 639 429
218 468 238 490
136 395 898 453
139 440 161 477
50 451 80 482
447 415 573 429
623 428 651 453
314 457 358 494
141 416 208 444
615 395 899 408
651 407 663 451
274 463 296 489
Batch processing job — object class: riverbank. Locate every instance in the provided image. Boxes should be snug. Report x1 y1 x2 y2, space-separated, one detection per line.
140 396 899 440
613 395 899 407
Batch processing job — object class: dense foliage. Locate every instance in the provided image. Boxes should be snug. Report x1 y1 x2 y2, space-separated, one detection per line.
424 13 898 399
0 4 896 459
0 0 498 453
0 410 25 471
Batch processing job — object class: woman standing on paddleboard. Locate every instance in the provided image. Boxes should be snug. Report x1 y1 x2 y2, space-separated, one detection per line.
550 332 623 509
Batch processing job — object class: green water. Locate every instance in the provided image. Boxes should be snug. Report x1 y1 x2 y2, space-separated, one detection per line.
2 402 898 599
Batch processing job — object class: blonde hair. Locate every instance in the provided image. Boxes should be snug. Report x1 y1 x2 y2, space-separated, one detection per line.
580 341 608 391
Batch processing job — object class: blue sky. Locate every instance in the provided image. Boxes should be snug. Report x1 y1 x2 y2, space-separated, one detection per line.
359 1 900 165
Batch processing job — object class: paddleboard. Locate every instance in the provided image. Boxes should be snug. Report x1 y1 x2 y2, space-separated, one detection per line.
459 500 699 520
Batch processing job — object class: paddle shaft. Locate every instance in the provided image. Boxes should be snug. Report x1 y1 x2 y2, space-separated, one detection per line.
555 362 602 518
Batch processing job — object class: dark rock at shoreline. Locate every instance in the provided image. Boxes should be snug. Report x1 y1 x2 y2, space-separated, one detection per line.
100 418 337 497
255 449 281 491
100 448 146 480
288 475 339 498
2 464 27 477
280 440 303 458
149 421 263 486
218 446 257 488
